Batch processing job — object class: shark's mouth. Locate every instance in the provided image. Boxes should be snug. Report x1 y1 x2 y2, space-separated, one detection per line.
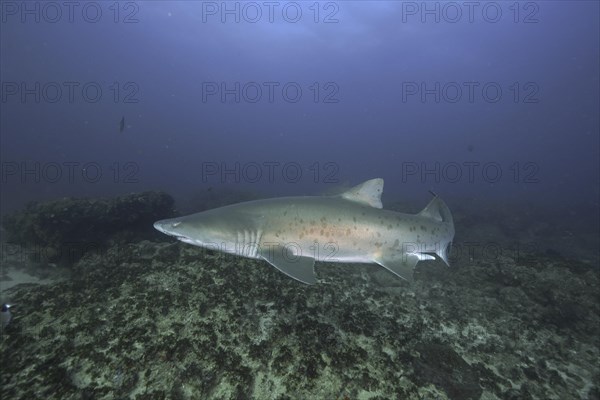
153 221 198 245
174 236 200 246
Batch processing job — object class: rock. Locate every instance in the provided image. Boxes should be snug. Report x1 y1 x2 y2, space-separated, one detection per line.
2 191 176 265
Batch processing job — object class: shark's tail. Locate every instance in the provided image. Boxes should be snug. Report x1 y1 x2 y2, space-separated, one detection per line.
418 195 455 266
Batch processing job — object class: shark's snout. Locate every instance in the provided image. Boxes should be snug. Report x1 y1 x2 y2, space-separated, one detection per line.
154 219 200 246
154 219 182 235
153 220 167 234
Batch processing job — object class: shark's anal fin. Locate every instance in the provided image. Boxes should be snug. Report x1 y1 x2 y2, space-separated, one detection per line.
374 254 419 283
259 245 317 284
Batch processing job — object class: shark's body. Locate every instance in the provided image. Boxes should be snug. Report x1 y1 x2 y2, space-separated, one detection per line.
154 179 454 284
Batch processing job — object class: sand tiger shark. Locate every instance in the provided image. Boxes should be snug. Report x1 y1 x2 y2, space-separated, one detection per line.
153 179 454 284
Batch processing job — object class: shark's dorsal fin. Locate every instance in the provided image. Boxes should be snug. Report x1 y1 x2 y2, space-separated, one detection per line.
340 178 383 209
418 196 443 222
418 195 453 225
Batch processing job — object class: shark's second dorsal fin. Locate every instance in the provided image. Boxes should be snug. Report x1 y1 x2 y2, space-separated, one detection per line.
340 178 383 209
418 195 453 226
418 195 443 222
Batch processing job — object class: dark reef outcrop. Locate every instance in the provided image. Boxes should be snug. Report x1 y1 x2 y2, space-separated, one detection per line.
2 191 176 265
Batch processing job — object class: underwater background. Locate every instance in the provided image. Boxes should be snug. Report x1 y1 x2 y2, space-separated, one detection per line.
1 1 598 399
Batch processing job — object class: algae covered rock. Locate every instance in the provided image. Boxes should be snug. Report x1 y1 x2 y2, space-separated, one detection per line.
2 191 176 265
1 241 598 400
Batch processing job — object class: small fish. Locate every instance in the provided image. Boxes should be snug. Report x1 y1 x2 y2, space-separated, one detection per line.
1 303 14 328
119 116 125 133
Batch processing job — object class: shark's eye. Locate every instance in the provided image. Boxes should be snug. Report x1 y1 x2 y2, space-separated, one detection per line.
172 222 181 228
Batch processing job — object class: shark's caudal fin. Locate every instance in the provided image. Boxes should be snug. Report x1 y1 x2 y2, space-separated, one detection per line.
418 195 454 266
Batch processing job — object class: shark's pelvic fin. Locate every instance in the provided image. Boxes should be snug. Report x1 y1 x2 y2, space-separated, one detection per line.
340 178 384 209
259 245 317 284
373 254 420 282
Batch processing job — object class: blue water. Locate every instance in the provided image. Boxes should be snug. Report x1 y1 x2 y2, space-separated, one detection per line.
1 1 598 223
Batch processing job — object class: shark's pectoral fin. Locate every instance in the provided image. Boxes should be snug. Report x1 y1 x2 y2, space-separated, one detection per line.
374 254 420 283
259 246 317 284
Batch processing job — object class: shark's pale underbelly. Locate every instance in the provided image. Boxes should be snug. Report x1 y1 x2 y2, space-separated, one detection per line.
258 225 408 263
